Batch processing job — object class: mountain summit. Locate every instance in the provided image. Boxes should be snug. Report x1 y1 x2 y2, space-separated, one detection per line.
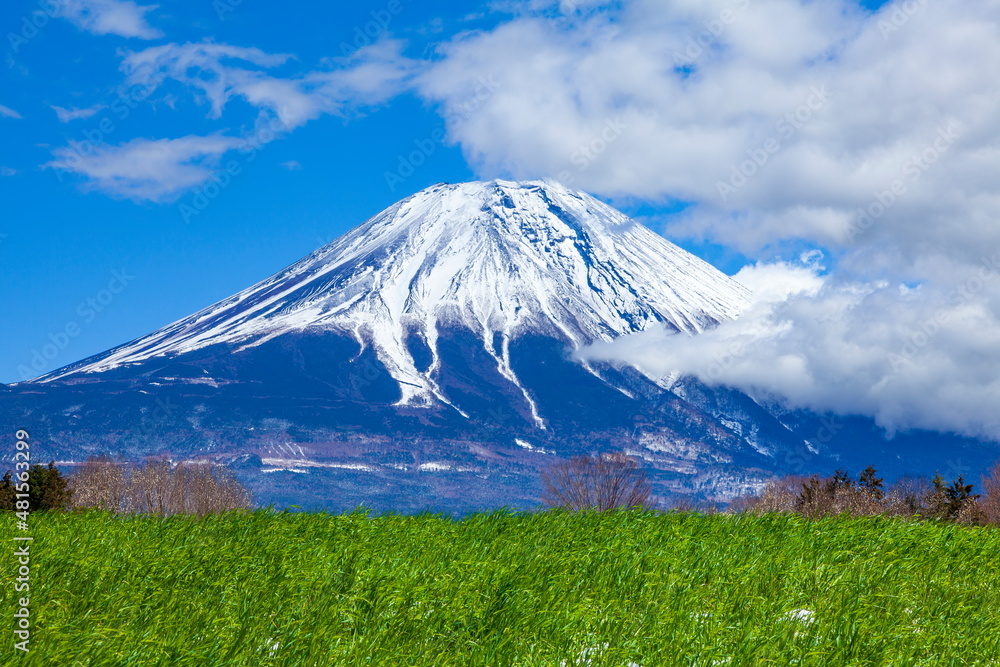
42 180 750 412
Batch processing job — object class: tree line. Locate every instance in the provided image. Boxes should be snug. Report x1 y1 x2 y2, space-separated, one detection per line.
732 464 1000 525
540 453 1000 525
1 457 252 516
4 452 1000 524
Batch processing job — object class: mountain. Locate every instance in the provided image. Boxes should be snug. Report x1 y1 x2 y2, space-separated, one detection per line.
40 181 749 392
3 180 996 512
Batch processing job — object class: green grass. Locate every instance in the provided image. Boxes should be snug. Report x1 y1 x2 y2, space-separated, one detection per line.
2 510 999 666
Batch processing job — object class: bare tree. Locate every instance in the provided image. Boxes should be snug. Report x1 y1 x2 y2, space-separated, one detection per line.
70 456 127 511
541 453 651 511
178 463 254 516
69 457 253 516
980 461 1000 525
129 458 174 515
884 475 932 517
736 468 896 517
731 475 811 514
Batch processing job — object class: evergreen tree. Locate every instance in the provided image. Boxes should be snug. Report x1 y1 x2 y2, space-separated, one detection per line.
0 462 73 511
859 466 885 500
796 476 835 517
925 472 950 519
945 475 977 519
0 473 15 510
828 469 853 491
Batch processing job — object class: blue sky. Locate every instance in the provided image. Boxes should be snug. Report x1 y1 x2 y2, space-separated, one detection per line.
5 0 1000 445
1 0 482 384
0 0 768 385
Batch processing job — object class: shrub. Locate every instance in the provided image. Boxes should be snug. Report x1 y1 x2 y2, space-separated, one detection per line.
884 475 932 517
732 475 809 513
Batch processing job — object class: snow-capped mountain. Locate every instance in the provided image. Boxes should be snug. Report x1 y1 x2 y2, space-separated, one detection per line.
41 180 749 412
5 180 994 512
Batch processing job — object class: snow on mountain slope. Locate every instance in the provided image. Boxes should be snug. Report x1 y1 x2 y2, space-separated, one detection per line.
39 179 751 410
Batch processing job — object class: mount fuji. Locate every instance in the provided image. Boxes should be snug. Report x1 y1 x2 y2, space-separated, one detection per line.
3 180 995 511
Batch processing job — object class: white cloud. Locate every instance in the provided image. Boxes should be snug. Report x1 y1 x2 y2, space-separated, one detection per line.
412 0 1000 441
280 160 302 171
54 0 162 39
121 43 298 121
1 167 17 176
121 39 419 130
582 256 1000 441
413 0 1000 261
42 39 418 203
51 104 106 122
45 135 243 202
0 104 23 119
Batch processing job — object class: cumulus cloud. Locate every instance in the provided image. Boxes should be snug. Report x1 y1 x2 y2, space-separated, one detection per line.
54 0 162 39
45 135 243 202
410 0 1000 441
413 0 1000 261
582 255 1000 441
0 104 23 119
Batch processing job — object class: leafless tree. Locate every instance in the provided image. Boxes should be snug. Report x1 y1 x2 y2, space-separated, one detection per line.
69 456 128 511
732 475 811 514
980 462 1000 525
69 457 253 516
541 453 651 511
884 475 932 517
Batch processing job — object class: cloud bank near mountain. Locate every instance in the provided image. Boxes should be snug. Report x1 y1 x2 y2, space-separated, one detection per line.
410 0 1000 441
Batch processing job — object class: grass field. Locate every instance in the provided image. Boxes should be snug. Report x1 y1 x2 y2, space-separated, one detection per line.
2 510 999 666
